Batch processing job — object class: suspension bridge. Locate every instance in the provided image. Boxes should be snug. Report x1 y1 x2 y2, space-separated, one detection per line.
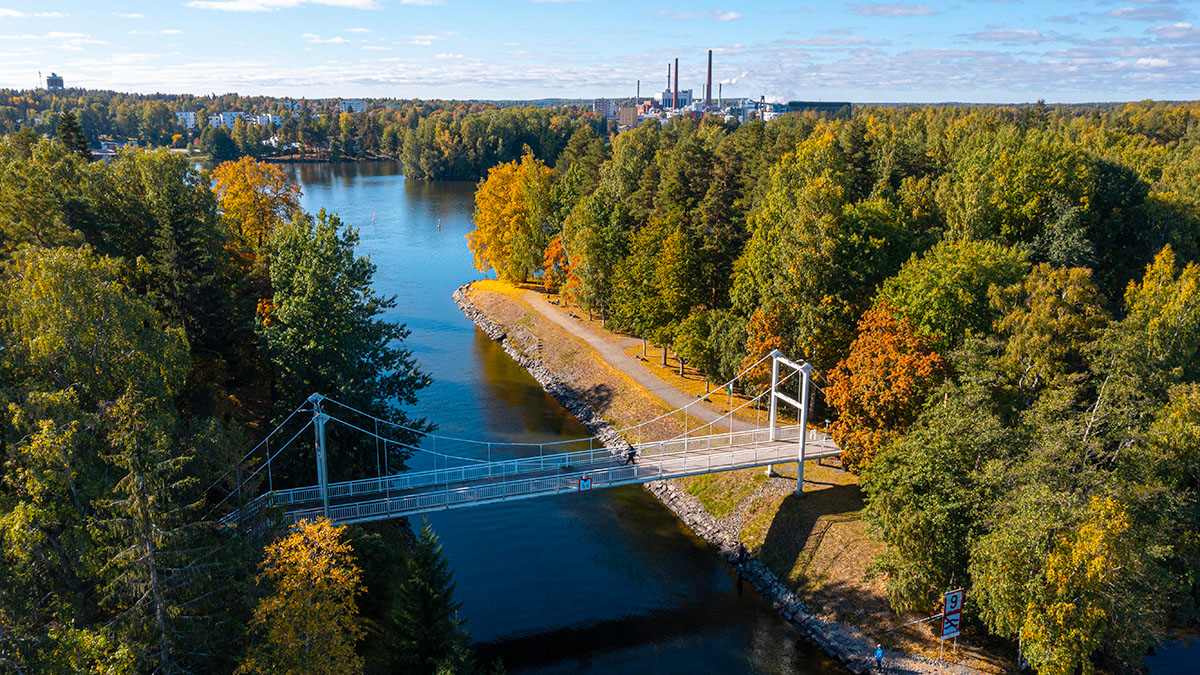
209 351 839 526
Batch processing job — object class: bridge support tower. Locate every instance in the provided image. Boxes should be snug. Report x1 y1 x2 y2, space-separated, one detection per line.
765 351 812 495
310 393 331 518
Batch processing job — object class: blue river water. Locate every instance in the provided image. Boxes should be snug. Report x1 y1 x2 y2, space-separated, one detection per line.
283 161 844 673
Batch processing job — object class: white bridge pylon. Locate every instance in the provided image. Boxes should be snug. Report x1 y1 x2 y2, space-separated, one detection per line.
212 351 838 526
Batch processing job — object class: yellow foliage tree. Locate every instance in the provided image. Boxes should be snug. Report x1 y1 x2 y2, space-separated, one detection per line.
1019 497 1133 675
239 518 364 675
467 151 554 282
212 157 302 256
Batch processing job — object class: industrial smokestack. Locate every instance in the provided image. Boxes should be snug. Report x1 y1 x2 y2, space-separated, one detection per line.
674 57 679 109
666 63 670 91
637 79 640 101
706 50 712 106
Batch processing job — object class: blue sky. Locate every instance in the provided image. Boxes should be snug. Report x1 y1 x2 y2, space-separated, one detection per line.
0 0 1196 102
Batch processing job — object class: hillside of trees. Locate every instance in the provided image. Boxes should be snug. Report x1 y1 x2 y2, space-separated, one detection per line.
1 88 606 176
0 136 478 672
467 100 1200 673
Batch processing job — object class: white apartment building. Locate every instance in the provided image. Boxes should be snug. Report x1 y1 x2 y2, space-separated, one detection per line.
338 99 367 113
207 111 245 129
175 111 197 129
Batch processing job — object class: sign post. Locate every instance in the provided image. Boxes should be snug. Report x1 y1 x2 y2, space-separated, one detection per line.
940 589 965 665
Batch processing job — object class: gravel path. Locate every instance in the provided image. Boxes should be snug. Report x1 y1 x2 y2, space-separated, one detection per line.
520 290 755 431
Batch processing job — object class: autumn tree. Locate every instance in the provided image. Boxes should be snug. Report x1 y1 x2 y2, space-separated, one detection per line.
541 235 569 293
826 303 948 470
467 151 555 282
240 518 365 675
212 156 302 256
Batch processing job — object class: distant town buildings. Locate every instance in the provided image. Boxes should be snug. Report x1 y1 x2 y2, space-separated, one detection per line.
592 98 619 120
175 111 197 129
658 88 694 108
207 111 244 129
46 73 64 91
337 99 366 113
199 110 284 129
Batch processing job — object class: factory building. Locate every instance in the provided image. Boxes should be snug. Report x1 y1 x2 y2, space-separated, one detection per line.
46 73 64 90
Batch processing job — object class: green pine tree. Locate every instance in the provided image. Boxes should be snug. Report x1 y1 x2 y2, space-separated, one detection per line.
390 521 470 674
56 110 92 160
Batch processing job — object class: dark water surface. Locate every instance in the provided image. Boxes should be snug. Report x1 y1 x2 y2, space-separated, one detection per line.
284 161 843 673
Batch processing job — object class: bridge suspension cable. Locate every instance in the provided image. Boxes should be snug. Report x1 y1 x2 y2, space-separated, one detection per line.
209 350 824 523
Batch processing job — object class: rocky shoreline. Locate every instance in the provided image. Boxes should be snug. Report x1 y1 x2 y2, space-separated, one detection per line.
453 283 961 675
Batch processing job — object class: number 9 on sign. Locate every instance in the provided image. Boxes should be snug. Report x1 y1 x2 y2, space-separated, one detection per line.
944 589 964 614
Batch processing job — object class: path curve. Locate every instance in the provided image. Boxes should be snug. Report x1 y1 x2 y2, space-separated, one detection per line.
517 289 755 432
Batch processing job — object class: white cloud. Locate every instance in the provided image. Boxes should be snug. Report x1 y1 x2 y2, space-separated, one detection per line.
362 45 390 50
302 33 351 43
344 27 372 32
1107 5 1185 21
120 13 144 19
1134 57 1170 67
435 52 463 58
186 0 380 12
655 9 744 22
1147 22 1200 41
162 29 183 34
406 33 443 45
779 36 888 46
0 9 69 18
849 3 937 16
967 29 1055 43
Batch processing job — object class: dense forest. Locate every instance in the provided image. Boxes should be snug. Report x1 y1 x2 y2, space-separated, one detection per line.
468 100 1200 673
1 88 605 178
0 126 484 672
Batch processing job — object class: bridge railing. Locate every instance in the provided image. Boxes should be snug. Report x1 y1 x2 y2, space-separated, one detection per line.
219 424 837 525
264 424 816 507
282 430 838 524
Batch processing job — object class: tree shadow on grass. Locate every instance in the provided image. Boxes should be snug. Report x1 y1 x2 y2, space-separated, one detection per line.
757 483 889 613
574 382 615 414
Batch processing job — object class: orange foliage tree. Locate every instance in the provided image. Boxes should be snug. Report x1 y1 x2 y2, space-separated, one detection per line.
826 302 948 471
542 235 570 293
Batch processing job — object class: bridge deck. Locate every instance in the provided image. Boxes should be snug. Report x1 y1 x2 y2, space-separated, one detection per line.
244 425 837 525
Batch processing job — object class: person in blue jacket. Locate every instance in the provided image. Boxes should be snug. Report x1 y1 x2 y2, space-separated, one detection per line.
874 645 884 671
